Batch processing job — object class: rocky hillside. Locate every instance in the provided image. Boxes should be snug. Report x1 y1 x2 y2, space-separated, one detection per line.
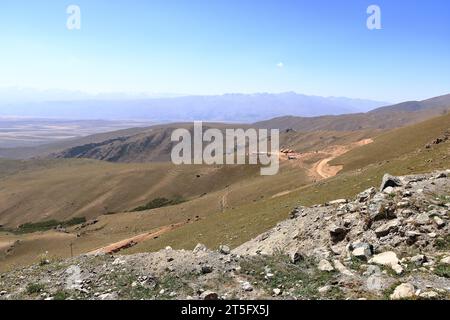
52 127 175 162
49 123 253 163
1 171 449 300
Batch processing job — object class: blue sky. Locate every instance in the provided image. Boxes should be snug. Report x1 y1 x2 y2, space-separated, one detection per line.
0 0 449 102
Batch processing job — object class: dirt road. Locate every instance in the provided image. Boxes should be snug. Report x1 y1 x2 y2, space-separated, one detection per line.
308 138 373 179
314 156 343 179
88 222 186 255
272 138 373 199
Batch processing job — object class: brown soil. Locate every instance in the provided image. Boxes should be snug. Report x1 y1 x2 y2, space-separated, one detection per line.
87 222 187 255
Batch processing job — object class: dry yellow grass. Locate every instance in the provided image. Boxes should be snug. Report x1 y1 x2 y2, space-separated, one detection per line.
1 114 449 272
0 159 261 227
330 113 450 171
0 157 314 271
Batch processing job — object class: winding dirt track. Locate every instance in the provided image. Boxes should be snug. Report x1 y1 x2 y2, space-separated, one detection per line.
314 156 342 179
272 138 373 199
87 222 186 255
308 138 373 179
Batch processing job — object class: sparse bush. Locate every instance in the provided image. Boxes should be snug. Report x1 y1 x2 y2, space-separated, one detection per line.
348 256 364 270
53 290 70 300
434 234 450 250
13 217 87 234
239 252 340 299
26 283 45 294
434 263 450 278
131 197 185 212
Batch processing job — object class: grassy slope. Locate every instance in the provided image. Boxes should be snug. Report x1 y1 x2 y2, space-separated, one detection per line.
2 114 449 270
124 114 450 253
255 94 450 132
279 129 376 153
3 136 447 272
0 124 375 228
0 161 314 271
0 159 262 227
329 113 450 171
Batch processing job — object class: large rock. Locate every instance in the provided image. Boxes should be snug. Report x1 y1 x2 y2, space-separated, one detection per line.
369 202 397 222
351 243 373 261
328 199 348 205
419 291 439 299
200 290 219 300
369 251 403 274
318 259 334 272
375 219 400 237
380 174 403 191
405 230 421 244
317 285 331 294
440 256 450 264
289 249 304 264
98 292 118 300
410 254 427 266
333 260 354 277
242 282 253 292
369 251 399 265
390 283 415 300
363 265 381 277
193 243 208 253
328 224 349 243
433 216 445 228
201 265 213 274
383 186 395 194
218 245 230 255
65 265 82 290
415 213 430 225
357 187 377 202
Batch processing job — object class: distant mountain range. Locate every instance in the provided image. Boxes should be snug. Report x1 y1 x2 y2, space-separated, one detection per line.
0 92 388 122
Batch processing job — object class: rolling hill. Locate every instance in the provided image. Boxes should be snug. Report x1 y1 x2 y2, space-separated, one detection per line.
48 93 448 163
0 159 264 227
0 99 449 272
330 112 450 171
50 123 251 163
0 125 155 159
123 113 450 255
0 93 447 162
255 94 450 131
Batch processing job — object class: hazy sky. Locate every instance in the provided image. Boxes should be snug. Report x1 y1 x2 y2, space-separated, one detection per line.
0 0 449 102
